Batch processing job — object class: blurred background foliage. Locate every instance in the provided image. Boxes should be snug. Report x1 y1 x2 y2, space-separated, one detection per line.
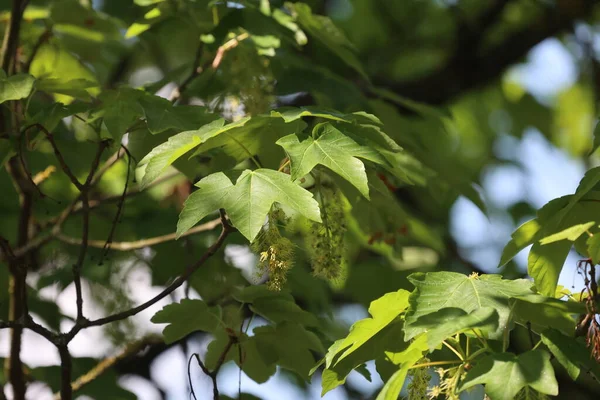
1 0 600 398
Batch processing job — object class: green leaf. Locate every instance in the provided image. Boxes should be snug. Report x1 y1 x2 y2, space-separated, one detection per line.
29 102 91 132
587 234 600 264
376 367 409 400
233 285 292 303
459 350 559 400
151 299 222 344
528 240 572 297
290 3 368 80
138 96 218 134
250 297 319 327
376 334 429 400
320 320 405 395
29 44 98 103
541 328 600 381
137 118 250 188
98 88 145 139
0 73 35 104
0 138 14 166
175 172 234 234
326 289 410 367
270 106 355 123
278 124 383 198
35 78 98 100
592 120 600 155
509 294 584 336
232 285 318 326
177 169 321 241
404 272 533 340
253 322 324 379
205 330 276 383
539 221 595 244
192 116 306 169
412 307 499 350
499 219 541 267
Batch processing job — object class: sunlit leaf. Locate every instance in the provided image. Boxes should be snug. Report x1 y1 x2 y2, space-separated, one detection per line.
177 169 321 241
0 73 35 104
326 289 410 367
539 221 594 245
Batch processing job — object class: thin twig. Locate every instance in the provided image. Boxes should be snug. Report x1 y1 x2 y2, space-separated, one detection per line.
72 141 109 321
169 32 250 103
100 147 132 262
24 27 52 72
52 335 162 400
0 171 183 264
22 124 84 190
169 41 205 104
65 217 233 339
56 217 221 251
191 334 237 400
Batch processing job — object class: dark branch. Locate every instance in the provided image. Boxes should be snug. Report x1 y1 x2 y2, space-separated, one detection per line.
372 0 596 105
66 217 233 339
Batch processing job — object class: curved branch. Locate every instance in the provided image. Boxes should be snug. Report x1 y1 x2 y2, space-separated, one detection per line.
65 219 234 340
56 217 221 251
373 0 597 105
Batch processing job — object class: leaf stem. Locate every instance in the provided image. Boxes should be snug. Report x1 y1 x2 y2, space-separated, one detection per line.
442 340 464 361
409 360 462 369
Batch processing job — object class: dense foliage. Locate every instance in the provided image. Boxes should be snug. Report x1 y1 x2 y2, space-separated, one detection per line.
1 0 600 399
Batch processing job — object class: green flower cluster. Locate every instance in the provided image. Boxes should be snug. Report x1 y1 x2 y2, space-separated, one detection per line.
407 360 431 400
308 188 346 280
252 208 294 291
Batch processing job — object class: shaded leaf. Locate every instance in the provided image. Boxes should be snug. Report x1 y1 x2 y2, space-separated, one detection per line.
253 322 324 379
205 330 276 383
509 294 583 336
412 307 499 350
541 328 600 381
459 350 558 400
587 234 600 264
290 3 368 80
151 299 222 344
137 118 250 188
404 272 533 340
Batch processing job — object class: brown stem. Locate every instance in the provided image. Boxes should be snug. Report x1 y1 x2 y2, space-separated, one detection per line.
65 218 233 339
57 344 72 400
192 335 236 400
0 171 183 264
1 3 30 398
23 27 51 73
52 336 162 399
56 217 221 251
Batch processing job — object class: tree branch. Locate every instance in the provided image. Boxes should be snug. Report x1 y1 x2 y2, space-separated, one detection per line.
57 345 72 400
372 0 597 105
191 334 237 400
65 216 233 338
52 335 162 400
56 217 221 251
169 32 250 103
